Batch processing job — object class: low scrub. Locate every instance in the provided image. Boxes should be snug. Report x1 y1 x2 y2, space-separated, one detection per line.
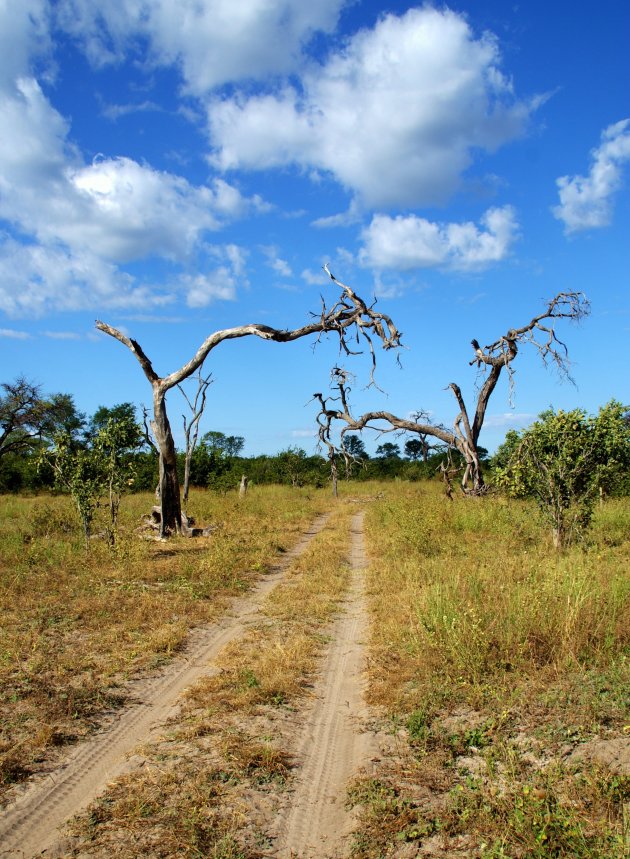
353 482 630 857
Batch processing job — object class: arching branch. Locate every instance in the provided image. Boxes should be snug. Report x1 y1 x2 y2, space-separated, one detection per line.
314 291 589 495
96 270 402 535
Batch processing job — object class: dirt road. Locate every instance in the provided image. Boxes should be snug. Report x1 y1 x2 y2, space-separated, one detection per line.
271 510 373 858
0 514 331 859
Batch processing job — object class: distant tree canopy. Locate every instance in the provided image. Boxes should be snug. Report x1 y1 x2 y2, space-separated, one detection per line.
343 434 368 461
404 439 426 461
201 431 245 458
86 403 144 451
0 378 85 462
375 442 401 459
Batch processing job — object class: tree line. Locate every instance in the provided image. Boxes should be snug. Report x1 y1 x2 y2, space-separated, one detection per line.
2 375 629 550
0 377 460 495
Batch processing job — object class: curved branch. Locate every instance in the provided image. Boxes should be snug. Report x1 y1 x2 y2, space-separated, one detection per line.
95 321 159 385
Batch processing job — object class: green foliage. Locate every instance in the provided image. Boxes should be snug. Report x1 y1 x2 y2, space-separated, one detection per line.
375 442 401 459
343 434 368 460
86 403 144 450
200 431 245 458
40 414 139 547
42 433 104 546
404 438 426 460
92 416 138 542
495 401 630 548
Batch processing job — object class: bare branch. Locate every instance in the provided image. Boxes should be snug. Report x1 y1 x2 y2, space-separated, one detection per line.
314 290 589 496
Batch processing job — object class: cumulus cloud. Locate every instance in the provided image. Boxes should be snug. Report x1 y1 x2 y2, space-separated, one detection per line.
0 41 262 316
553 119 630 233
360 206 518 272
0 77 258 262
0 233 172 317
55 0 346 94
208 7 535 208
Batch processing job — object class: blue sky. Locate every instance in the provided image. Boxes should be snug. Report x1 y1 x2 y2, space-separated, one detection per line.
1 0 629 456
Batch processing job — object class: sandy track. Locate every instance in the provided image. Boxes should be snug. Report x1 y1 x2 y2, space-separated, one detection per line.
0 513 330 859
272 510 371 858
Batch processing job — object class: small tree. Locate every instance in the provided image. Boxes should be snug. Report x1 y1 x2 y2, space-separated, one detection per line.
43 433 104 548
43 415 139 548
494 401 630 548
93 416 139 544
179 371 212 507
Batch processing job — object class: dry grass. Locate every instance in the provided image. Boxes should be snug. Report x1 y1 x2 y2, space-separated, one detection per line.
350 481 630 857
64 502 356 856
0 486 332 796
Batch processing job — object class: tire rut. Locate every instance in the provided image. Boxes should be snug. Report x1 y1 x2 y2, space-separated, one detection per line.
0 513 331 859
272 510 371 858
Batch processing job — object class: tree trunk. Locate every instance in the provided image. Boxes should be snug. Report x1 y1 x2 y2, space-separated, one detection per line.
239 474 248 497
460 444 485 495
151 389 182 537
182 449 192 506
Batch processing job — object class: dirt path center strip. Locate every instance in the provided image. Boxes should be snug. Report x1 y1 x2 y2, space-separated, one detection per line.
273 510 372 859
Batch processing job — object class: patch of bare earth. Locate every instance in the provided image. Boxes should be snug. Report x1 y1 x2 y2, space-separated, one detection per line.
268 511 378 858
0 514 330 859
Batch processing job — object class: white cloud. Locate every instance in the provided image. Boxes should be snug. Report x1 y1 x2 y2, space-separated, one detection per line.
100 99 162 121
312 199 363 229
0 78 256 263
301 268 326 285
0 327 31 339
0 65 261 315
484 412 534 428
553 119 630 233
360 206 519 271
291 428 317 438
208 7 535 207
183 270 237 308
42 330 82 339
56 0 346 94
0 0 50 88
260 245 293 277
0 234 172 317
179 244 247 308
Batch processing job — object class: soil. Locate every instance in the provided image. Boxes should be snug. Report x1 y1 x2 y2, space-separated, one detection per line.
270 511 375 858
0 513 332 859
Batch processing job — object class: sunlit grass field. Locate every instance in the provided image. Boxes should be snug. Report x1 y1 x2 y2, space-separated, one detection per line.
356 481 630 858
1 479 628 857
0 486 333 795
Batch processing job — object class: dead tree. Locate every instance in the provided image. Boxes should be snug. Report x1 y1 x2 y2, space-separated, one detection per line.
315 291 589 495
179 369 212 507
96 275 401 536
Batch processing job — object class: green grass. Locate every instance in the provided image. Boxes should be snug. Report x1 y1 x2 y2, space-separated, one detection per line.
351 482 630 857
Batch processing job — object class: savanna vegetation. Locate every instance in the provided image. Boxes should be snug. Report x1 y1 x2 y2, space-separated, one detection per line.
350 482 630 858
0 472 628 856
